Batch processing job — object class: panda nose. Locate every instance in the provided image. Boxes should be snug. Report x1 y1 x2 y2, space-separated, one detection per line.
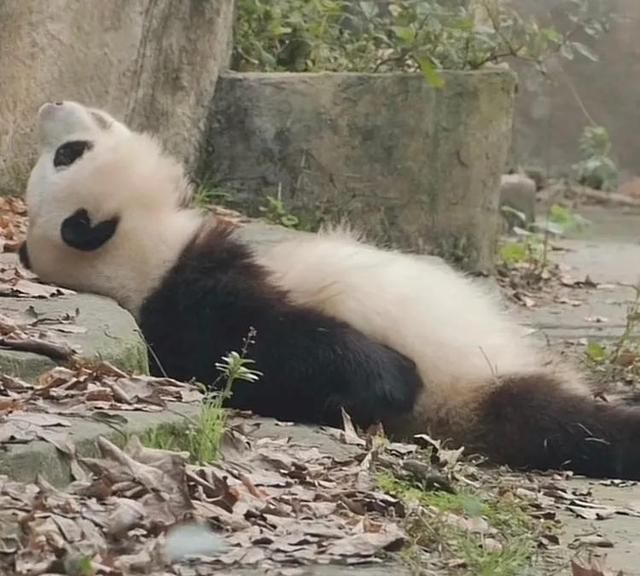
18 241 31 270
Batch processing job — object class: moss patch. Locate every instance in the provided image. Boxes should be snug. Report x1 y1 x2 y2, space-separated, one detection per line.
376 470 548 575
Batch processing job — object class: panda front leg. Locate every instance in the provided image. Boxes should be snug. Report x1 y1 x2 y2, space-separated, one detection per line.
220 308 423 429
138 246 422 431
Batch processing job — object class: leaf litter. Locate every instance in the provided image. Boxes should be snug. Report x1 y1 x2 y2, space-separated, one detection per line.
0 279 87 362
1 361 203 451
0 423 408 574
0 196 28 254
496 256 600 310
0 197 629 573
0 361 632 575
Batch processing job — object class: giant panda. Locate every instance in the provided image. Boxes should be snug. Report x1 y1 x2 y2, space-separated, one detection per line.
18 100 640 479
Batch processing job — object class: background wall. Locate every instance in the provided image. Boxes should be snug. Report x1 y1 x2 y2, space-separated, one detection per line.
0 0 235 195
510 0 640 182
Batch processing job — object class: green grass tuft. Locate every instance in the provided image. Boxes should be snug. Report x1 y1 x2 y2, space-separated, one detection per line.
376 470 543 576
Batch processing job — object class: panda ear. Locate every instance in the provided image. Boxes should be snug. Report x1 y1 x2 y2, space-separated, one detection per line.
60 208 119 251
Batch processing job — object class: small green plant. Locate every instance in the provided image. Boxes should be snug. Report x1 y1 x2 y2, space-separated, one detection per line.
585 283 640 388
195 328 262 463
498 235 545 268
497 221 551 286
143 328 262 463
63 553 96 576
573 125 619 191
259 193 301 228
498 203 589 285
192 184 234 209
544 203 590 233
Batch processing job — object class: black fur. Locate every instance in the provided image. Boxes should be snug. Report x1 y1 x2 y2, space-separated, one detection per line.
472 374 640 479
53 140 93 168
60 209 119 252
138 223 421 429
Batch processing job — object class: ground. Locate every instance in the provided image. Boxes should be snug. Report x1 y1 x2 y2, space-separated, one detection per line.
503 204 640 576
1 199 640 575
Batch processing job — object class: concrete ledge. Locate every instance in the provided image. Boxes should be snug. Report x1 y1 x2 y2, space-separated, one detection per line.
0 401 362 487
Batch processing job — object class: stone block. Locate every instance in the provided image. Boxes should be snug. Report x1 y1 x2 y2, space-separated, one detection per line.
500 173 537 227
199 70 516 272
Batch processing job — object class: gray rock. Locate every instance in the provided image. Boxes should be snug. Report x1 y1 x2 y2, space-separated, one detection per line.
0 0 234 195
200 70 517 273
0 287 148 382
500 173 537 227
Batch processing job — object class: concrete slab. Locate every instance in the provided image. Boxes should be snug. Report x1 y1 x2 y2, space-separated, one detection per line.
520 206 640 575
556 479 640 576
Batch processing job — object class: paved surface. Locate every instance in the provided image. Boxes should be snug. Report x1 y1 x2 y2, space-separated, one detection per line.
523 206 640 575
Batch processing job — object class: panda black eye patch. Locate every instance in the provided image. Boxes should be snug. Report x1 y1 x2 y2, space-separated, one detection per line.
60 208 119 252
53 140 93 168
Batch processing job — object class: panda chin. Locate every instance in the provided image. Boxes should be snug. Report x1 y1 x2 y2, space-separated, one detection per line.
60 208 119 252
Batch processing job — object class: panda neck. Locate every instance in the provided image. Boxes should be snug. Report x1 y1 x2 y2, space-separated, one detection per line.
111 209 204 319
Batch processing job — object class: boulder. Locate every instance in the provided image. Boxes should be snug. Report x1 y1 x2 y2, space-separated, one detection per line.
0 291 148 382
500 173 537 227
0 0 235 195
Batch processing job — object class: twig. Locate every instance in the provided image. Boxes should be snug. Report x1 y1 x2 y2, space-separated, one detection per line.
0 336 76 360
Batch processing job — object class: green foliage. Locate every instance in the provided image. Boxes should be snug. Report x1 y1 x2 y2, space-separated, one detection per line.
573 125 619 191
233 0 612 86
63 554 96 576
498 239 537 267
585 340 607 363
536 203 590 235
192 184 233 209
499 203 588 270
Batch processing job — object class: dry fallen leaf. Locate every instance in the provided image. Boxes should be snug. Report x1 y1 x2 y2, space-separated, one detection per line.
340 407 366 447
0 411 71 444
0 196 28 253
570 534 614 549
571 556 624 576
0 361 203 437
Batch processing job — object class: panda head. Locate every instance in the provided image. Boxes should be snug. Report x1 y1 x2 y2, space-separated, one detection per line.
20 101 202 315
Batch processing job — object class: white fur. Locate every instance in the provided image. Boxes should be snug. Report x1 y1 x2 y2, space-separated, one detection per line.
257 227 589 422
23 102 588 434
24 101 201 315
